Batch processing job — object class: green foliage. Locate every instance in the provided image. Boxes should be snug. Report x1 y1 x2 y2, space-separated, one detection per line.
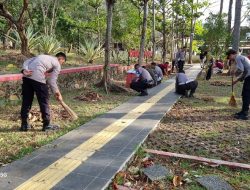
79 39 104 63
8 26 41 50
38 35 61 54
203 13 228 56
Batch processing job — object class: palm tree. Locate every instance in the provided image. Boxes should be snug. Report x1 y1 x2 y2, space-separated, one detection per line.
232 0 242 51
138 0 149 65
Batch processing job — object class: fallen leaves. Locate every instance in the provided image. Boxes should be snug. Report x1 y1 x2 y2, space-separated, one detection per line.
173 175 183 187
210 81 231 87
74 91 102 102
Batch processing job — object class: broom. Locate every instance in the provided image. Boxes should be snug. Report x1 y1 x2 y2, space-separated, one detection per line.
59 100 78 120
229 75 237 107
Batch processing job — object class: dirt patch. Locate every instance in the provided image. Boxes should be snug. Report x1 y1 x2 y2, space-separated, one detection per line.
146 102 250 164
74 91 103 102
210 81 231 86
0 52 28 64
196 95 215 102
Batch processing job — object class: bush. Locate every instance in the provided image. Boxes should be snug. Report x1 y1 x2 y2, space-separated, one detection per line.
79 39 104 63
38 35 61 54
9 26 41 50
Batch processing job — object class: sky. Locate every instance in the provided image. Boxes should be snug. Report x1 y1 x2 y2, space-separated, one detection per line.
200 0 249 26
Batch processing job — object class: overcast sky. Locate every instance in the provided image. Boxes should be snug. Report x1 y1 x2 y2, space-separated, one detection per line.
200 0 249 26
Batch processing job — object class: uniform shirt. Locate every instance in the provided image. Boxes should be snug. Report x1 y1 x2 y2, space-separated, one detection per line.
176 50 186 61
176 73 188 85
235 55 250 81
137 67 153 81
155 66 163 81
22 55 61 93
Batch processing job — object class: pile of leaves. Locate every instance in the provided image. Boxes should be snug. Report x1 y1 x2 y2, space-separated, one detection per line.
10 105 71 123
74 91 102 102
210 80 231 86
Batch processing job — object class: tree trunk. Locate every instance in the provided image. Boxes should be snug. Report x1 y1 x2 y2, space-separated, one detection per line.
219 0 224 15
3 27 11 50
96 7 101 46
102 0 115 93
226 0 233 49
162 3 167 63
17 24 30 56
188 0 194 64
170 0 175 62
138 0 148 65
152 0 156 62
232 0 242 51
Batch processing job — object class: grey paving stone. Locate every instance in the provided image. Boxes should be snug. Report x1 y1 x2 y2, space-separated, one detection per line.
118 148 134 158
97 166 119 180
108 156 130 168
72 161 107 177
53 172 94 190
84 151 115 166
142 164 172 181
44 141 82 157
28 154 62 167
0 163 44 181
98 145 123 156
84 177 108 190
197 176 234 190
0 176 25 190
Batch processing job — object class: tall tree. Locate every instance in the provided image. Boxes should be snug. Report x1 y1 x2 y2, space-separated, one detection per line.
38 0 59 35
151 0 156 62
0 0 30 56
161 0 167 63
232 0 242 51
226 0 233 49
138 0 149 65
102 0 115 93
87 0 104 46
188 0 194 64
219 0 224 15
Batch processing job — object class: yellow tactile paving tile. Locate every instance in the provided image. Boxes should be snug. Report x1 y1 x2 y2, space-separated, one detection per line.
15 83 175 190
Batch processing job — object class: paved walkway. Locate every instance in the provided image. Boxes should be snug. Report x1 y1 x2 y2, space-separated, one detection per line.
0 65 201 190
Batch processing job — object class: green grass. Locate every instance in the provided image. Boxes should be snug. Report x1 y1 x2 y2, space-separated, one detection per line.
0 85 133 164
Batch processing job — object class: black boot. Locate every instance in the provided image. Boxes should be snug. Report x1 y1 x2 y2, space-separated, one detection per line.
139 90 148 96
234 111 248 120
20 120 31 132
42 120 59 131
189 92 195 98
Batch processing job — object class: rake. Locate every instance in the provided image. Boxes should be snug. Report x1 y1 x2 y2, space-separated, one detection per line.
229 75 237 107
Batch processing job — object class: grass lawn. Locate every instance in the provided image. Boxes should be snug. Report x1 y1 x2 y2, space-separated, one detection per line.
0 86 134 165
111 73 250 190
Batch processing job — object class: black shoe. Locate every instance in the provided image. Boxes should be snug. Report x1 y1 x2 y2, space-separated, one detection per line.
139 91 148 96
234 113 248 120
42 124 60 131
234 111 243 116
189 93 194 98
20 124 31 132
